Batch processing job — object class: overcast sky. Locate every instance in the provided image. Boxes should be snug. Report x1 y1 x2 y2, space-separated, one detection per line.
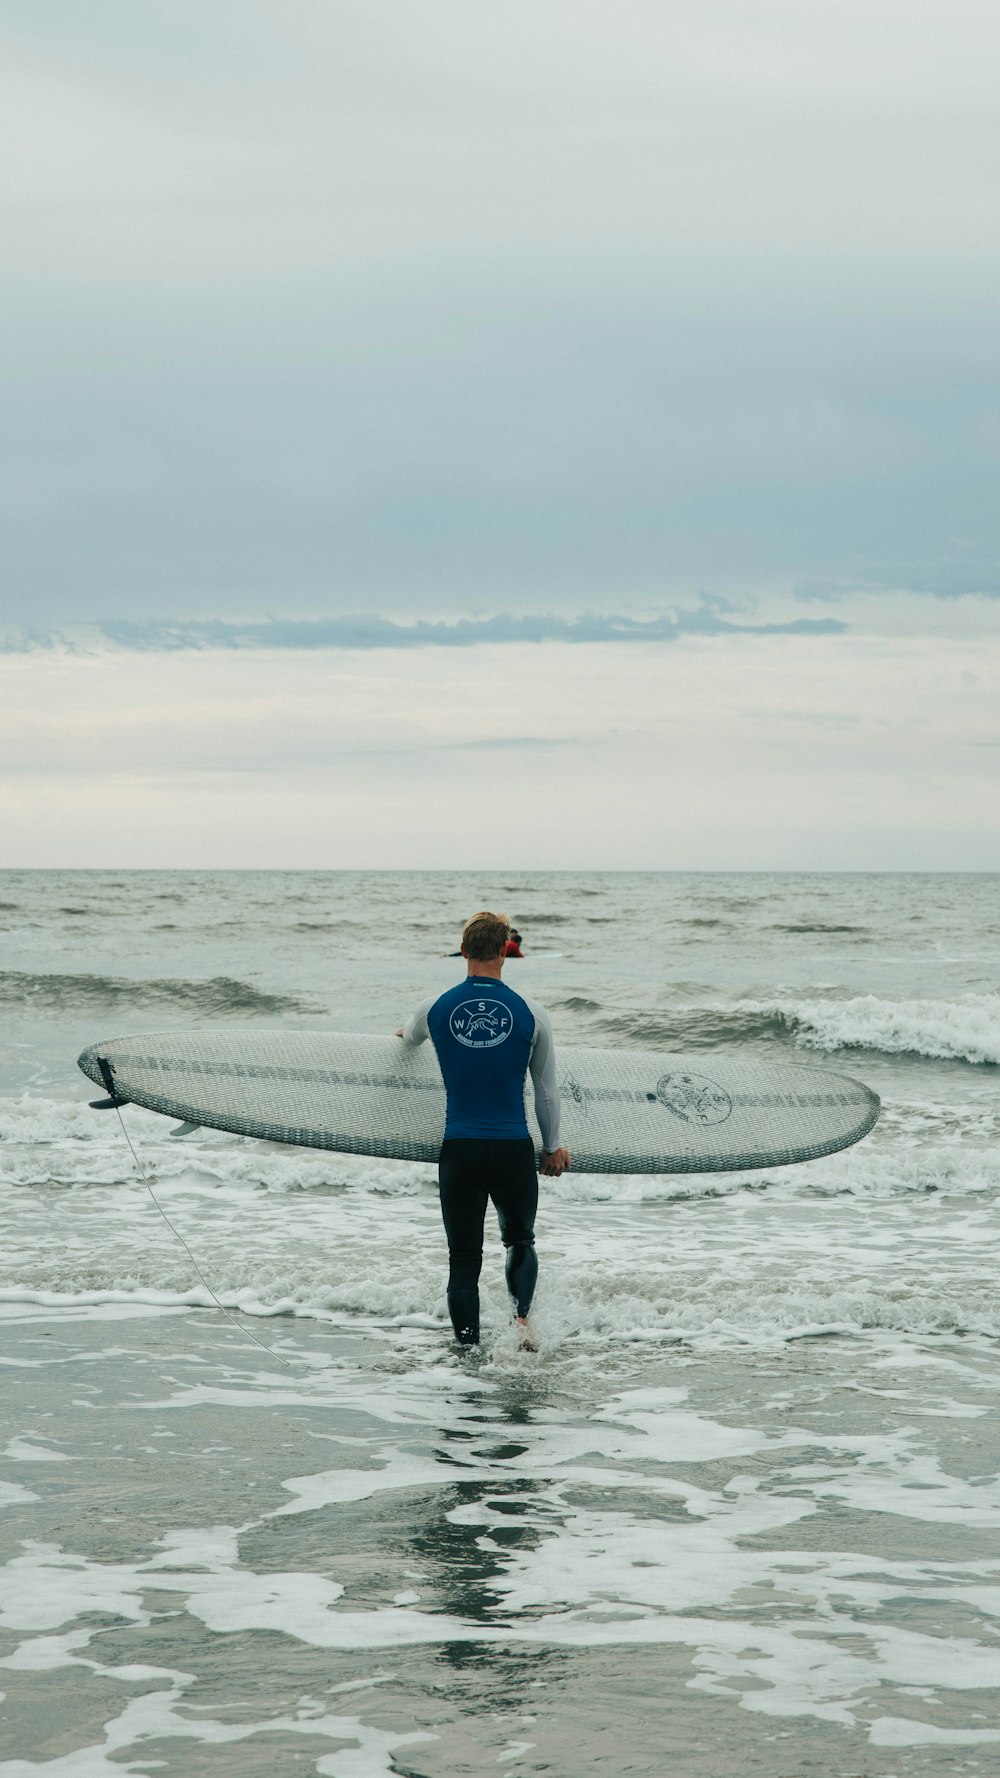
1 1 997 867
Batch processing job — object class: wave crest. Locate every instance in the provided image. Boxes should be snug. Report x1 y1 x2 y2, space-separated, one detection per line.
598 993 1000 1065
738 993 1000 1067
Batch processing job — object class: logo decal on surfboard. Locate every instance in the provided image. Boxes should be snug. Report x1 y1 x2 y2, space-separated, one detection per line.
449 1000 513 1049
656 1072 732 1125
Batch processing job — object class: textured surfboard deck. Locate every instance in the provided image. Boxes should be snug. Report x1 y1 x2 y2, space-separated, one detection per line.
78 1029 879 1174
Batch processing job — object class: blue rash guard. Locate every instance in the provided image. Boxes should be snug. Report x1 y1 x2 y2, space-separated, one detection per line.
401 976 562 1149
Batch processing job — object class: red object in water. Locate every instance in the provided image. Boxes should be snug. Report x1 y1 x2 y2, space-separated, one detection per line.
504 939 524 958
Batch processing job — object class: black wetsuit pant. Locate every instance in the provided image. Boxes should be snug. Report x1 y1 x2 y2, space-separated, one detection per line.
438 1137 538 1345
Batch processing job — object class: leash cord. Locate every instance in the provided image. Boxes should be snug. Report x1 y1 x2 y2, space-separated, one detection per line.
112 1104 295 1370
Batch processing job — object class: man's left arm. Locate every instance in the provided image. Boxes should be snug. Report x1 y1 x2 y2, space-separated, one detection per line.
527 1004 572 1176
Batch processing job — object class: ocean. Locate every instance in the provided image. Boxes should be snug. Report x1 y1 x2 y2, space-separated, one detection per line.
1 869 998 1776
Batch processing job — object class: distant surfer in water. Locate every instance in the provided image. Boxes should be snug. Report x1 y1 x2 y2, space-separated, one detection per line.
398 909 570 1350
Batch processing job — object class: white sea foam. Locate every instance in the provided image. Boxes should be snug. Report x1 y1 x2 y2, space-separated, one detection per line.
0 1483 38 1511
0 1652 434 1776
3 1111 1000 1346
870 1715 1000 1747
3 1439 69 1463
4 1091 999 1208
2 1379 999 1750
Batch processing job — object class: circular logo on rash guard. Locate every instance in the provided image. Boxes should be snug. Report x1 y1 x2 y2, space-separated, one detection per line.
656 1072 732 1125
449 999 514 1049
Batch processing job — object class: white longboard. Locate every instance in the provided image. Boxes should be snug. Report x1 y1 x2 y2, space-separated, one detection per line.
79 1030 879 1175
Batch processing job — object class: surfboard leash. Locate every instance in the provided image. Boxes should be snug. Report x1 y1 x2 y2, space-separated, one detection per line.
95 1061 295 1370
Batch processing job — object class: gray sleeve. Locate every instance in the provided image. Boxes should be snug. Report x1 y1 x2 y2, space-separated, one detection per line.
526 999 561 1152
400 995 435 1046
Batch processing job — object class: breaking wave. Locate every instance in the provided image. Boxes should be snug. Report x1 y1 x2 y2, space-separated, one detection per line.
597 992 1000 1065
0 971 323 1019
737 993 1000 1067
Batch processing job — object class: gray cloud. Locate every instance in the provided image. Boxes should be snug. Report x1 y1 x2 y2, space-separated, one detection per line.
0 606 847 653
796 567 1000 603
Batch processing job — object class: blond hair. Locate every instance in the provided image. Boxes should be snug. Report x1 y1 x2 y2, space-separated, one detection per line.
461 910 511 961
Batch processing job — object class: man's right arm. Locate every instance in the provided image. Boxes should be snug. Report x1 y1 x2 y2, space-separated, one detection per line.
397 995 434 1044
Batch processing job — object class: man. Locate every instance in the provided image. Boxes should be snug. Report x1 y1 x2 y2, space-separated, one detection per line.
504 929 524 958
398 910 571 1349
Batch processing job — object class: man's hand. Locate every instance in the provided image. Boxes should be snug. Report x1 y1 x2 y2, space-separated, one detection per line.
395 1028 404 1038
540 1147 571 1177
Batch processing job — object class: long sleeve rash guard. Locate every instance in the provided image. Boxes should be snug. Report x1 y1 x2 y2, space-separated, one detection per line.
401 975 562 1150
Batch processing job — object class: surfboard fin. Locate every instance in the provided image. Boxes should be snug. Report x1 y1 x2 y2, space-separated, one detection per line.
169 1121 202 1138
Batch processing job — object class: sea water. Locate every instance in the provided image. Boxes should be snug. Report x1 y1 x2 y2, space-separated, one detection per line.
1 870 998 1776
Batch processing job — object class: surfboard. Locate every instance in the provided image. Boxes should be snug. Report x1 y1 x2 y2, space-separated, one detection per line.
78 1030 879 1175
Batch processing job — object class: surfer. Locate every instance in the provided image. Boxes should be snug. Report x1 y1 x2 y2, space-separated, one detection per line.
397 910 570 1350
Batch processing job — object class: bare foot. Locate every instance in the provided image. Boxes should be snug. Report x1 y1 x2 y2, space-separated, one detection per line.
515 1317 539 1352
